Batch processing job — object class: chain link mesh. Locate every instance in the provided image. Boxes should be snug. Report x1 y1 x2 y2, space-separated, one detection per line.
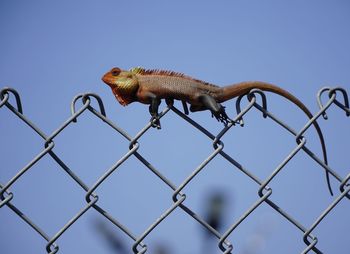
1 86 349 254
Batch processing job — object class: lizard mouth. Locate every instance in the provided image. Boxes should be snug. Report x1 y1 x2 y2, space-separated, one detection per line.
101 74 119 90
101 73 111 85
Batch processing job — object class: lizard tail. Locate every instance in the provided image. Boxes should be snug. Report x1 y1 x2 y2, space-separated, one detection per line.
219 81 333 195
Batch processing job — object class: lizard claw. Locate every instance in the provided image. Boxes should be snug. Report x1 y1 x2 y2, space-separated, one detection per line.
212 108 232 126
212 113 232 126
150 115 161 129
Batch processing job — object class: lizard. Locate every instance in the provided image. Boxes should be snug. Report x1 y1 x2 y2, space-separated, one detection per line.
101 67 332 195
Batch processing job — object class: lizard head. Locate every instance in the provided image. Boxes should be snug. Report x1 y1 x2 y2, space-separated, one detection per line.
102 67 139 106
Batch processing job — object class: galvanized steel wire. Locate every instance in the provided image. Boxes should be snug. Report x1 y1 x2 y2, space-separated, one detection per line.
0 86 349 254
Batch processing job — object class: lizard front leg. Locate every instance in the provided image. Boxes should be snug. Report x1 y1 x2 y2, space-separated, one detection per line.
148 96 162 129
198 94 231 125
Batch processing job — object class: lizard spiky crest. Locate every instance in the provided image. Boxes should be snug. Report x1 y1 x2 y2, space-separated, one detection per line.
130 67 218 88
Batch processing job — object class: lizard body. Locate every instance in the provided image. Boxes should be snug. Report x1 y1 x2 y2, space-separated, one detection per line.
102 67 332 194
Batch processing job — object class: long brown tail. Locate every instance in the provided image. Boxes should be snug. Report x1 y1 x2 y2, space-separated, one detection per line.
219 81 333 195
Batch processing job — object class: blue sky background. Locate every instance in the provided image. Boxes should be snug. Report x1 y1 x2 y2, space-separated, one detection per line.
1 0 350 253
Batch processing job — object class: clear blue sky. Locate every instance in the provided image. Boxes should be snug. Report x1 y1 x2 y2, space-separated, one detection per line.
1 1 349 254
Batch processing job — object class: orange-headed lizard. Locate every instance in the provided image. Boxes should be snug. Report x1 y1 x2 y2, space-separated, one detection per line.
102 67 332 195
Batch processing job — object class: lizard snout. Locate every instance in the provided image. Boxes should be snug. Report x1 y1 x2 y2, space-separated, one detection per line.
101 72 113 86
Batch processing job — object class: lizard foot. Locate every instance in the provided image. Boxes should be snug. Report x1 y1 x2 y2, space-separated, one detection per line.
150 115 161 129
212 108 232 126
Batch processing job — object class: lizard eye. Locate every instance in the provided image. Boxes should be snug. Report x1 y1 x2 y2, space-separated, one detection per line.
111 67 121 76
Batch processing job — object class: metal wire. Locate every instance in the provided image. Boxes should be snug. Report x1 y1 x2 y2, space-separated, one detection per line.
0 86 349 254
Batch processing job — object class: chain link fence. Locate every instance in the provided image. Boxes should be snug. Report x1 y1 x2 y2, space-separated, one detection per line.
1 86 349 254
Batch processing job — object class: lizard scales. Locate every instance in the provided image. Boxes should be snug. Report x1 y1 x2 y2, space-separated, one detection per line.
102 67 332 195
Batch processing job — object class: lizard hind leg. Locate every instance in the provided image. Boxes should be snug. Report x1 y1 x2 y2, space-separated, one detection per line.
198 94 231 125
189 105 206 112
